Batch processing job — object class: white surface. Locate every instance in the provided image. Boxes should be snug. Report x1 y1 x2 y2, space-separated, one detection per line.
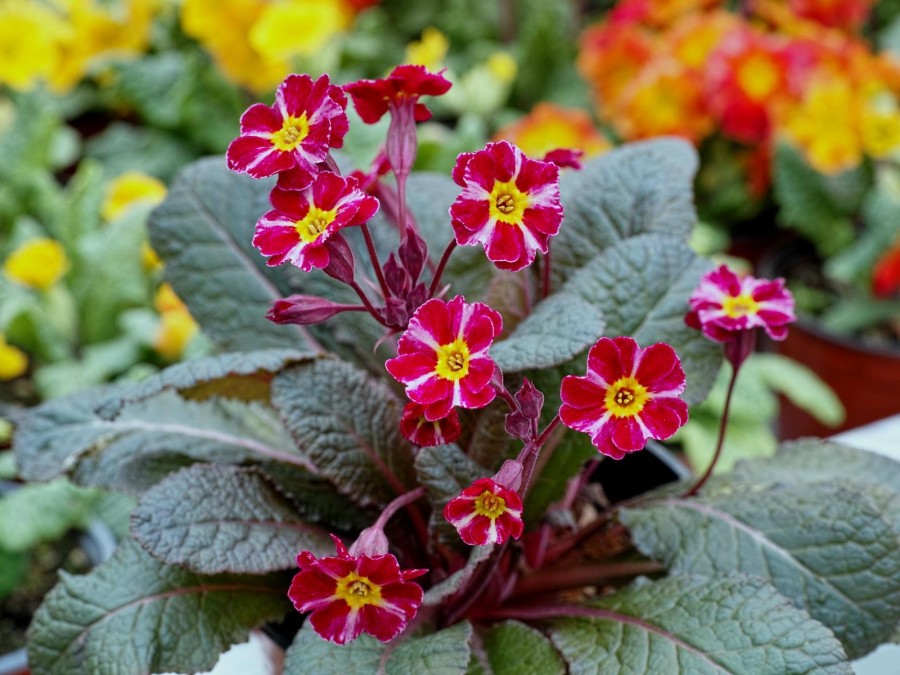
833 415 900 675
156 631 283 675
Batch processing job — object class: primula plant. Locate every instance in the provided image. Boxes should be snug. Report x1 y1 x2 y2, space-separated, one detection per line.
12 66 900 674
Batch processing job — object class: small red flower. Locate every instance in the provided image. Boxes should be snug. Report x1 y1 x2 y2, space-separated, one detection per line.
385 296 502 421
873 238 900 298
344 64 452 124
288 536 426 645
443 477 524 546
685 265 796 342
227 73 349 181
253 172 378 272
400 402 461 447
560 337 689 460
450 141 563 271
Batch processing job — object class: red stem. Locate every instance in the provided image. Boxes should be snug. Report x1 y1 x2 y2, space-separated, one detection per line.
429 240 457 297
541 245 552 299
349 281 390 327
511 560 664 598
360 222 390 300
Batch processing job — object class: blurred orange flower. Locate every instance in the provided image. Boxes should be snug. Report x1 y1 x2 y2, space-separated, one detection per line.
493 103 609 160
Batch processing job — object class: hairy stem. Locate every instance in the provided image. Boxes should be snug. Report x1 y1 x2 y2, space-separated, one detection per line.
360 222 390 300
429 240 457 297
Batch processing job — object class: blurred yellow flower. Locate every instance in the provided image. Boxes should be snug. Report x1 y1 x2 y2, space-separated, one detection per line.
494 102 609 159
861 103 900 158
3 238 70 291
142 241 163 272
154 283 198 360
0 334 27 381
251 0 349 60
102 171 168 221
405 27 448 72
486 52 517 85
0 1 66 90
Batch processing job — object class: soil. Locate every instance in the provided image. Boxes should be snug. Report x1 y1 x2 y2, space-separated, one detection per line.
0 532 93 654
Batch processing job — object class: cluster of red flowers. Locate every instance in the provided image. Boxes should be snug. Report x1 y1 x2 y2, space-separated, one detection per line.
227 64 796 648
579 0 900 176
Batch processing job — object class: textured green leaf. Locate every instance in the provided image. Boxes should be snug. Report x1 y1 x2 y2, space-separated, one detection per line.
752 354 845 426
560 234 721 404
481 621 565 675
15 386 311 492
26 540 290 675
97 349 315 416
548 574 850 674
415 443 487 547
620 482 900 658
148 157 321 352
131 464 331 574
271 360 415 507
729 439 900 533
284 622 472 675
554 138 699 282
0 480 100 552
491 293 604 372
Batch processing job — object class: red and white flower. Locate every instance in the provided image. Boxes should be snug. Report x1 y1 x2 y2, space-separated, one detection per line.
227 73 349 181
253 172 378 272
443 477 524 546
450 141 563 271
560 337 688 460
685 265 796 342
344 64 452 124
399 402 461 447
385 296 502 421
288 536 426 645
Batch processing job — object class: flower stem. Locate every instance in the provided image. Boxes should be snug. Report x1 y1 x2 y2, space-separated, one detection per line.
511 560 664 598
374 486 426 531
360 222 390 300
519 414 561 494
429 240 457 297
541 244 552 299
684 361 741 497
350 280 390 327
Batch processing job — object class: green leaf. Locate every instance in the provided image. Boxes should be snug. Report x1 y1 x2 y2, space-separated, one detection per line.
131 464 332 574
85 122 198 182
0 480 101 552
772 142 863 257
547 574 850 674
752 353 845 426
148 157 321 352
284 622 473 675
560 234 722 404
14 386 310 492
554 138 699 283
414 443 487 548
27 540 290 675
0 548 28 599
620 482 900 658
491 293 604 372
271 360 415 507
481 621 565 675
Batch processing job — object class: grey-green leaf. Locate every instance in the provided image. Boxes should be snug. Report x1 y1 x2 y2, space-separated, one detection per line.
148 157 321 352
271 360 414 507
547 574 850 674
284 622 473 675
26 540 290 675
560 234 721 404
481 621 565 675
554 138 699 282
131 464 331 574
491 293 604 372
620 482 900 658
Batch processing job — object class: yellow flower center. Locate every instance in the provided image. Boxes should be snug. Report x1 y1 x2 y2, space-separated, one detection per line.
722 293 760 319
605 376 650 418
272 114 310 152
474 490 507 519
488 179 529 225
736 53 780 102
295 207 336 244
434 338 470 381
335 572 383 611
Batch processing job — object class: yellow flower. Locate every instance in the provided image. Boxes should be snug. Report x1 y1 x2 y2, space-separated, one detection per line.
102 171 168 221
250 0 350 60
486 52 517 85
141 242 163 272
0 335 27 381
860 99 900 158
3 238 70 291
405 27 448 72
153 283 198 360
0 1 66 90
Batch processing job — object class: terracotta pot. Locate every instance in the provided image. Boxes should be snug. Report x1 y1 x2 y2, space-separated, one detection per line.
771 318 900 440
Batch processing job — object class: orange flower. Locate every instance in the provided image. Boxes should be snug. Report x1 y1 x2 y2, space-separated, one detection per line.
705 27 791 143
786 0 874 33
578 21 655 114
609 0 723 28
611 59 713 143
493 103 609 160
665 10 739 72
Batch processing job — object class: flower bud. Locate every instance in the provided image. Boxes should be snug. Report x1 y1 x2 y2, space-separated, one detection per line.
267 295 352 325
